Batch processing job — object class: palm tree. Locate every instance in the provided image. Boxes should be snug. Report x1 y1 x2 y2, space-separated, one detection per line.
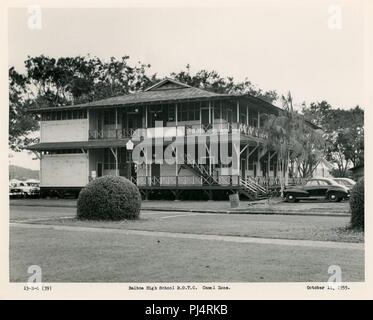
263 91 325 196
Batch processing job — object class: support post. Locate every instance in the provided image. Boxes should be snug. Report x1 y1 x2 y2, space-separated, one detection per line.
246 104 249 126
208 100 211 123
257 110 260 129
87 108 90 140
175 103 178 126
115 148 118 176
257 146 262 177
236 100 240 124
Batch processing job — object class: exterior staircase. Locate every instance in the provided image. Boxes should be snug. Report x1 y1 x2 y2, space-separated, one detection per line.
239 177 268 200
180 154 219 185
181 154 269 200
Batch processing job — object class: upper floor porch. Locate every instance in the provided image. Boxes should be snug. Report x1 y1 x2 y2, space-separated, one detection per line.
38 98 272 144
35 79 281 144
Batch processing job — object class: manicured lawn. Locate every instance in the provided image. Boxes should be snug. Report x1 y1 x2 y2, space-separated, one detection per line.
10 226 364 282
27 211 363 243
10 198 350 215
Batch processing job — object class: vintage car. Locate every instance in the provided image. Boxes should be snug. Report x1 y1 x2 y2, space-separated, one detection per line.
332 177 356 190
9 186 24 198
9 179 40 198
283 177 350 203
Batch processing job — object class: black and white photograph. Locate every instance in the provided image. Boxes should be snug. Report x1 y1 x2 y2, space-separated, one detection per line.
1 0 371 300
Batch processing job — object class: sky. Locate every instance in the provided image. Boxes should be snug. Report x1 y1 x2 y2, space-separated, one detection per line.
7 1 365 169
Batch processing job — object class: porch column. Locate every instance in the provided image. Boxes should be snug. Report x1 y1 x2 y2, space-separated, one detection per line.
115 108 118 139
236 100 240 123
246 145 249 179
257 111 260 129
220 100 222 122
257 147 262 177
145 105 148 128
115 147 119 176
246 104 249 126
267 151 270 178
87 108 90 140
175 103 178 126
208 100 211 123
87 149 90 183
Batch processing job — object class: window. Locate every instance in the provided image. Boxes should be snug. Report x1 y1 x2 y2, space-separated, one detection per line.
306 180 319 186
41 109 87 121
167 106 175 122
177 103 200 121
103 148 126 170
222 108 232 123
318 180 329 186
43 149 84 155
104 110 116 125
240 113 246 125
249 110 258 127
248 161 254 170
213 104 221 120
104 149 116 170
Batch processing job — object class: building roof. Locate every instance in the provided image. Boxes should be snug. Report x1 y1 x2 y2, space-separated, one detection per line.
25 139 131 151
26 78 281 114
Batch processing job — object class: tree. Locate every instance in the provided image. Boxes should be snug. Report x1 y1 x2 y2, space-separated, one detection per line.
9 67 39 150
302 101 364 177
9 55 154 150
10 58 280 151
171 65 278 103
263 92 326 195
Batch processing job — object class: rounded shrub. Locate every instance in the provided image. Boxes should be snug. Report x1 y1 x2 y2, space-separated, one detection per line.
349 177 364 230
77 176 141 220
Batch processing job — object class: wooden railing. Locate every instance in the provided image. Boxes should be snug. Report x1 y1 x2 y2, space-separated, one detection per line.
88 123 268 140
90 174 306 187
89 128 137 140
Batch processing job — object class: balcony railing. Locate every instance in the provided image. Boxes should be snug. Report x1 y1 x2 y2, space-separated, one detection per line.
88 174 306 187
89 123 268 140
89 128 137 140
131 175 240 187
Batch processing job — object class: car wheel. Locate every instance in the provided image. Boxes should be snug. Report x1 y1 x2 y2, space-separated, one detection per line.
286 194 297 203
328 192 340 202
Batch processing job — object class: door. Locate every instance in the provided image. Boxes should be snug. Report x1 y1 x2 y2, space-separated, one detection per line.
316 180 330 197
97 113 104 138
201 108 210 131
97 162 103 177
151 163 160 186
304 180 319 197
241 159 246 179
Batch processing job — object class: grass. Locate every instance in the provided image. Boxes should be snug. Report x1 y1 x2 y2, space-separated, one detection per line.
10 226 364 282
26 212 364 243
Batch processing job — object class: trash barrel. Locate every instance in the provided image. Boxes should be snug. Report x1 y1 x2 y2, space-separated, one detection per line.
229 193 240 208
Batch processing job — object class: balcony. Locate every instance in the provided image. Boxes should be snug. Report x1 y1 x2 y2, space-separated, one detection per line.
88 123 268 140
89 128 136 140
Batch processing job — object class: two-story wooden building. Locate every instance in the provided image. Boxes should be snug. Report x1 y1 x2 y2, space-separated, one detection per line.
27 78 289 200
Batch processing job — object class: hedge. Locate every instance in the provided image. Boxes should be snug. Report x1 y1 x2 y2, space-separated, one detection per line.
77 176 141 220
350 177 364 230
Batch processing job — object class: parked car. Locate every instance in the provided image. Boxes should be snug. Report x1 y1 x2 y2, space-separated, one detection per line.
9 186 24 198
332 178 356 190
9 180 40 198
284 178 349 203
